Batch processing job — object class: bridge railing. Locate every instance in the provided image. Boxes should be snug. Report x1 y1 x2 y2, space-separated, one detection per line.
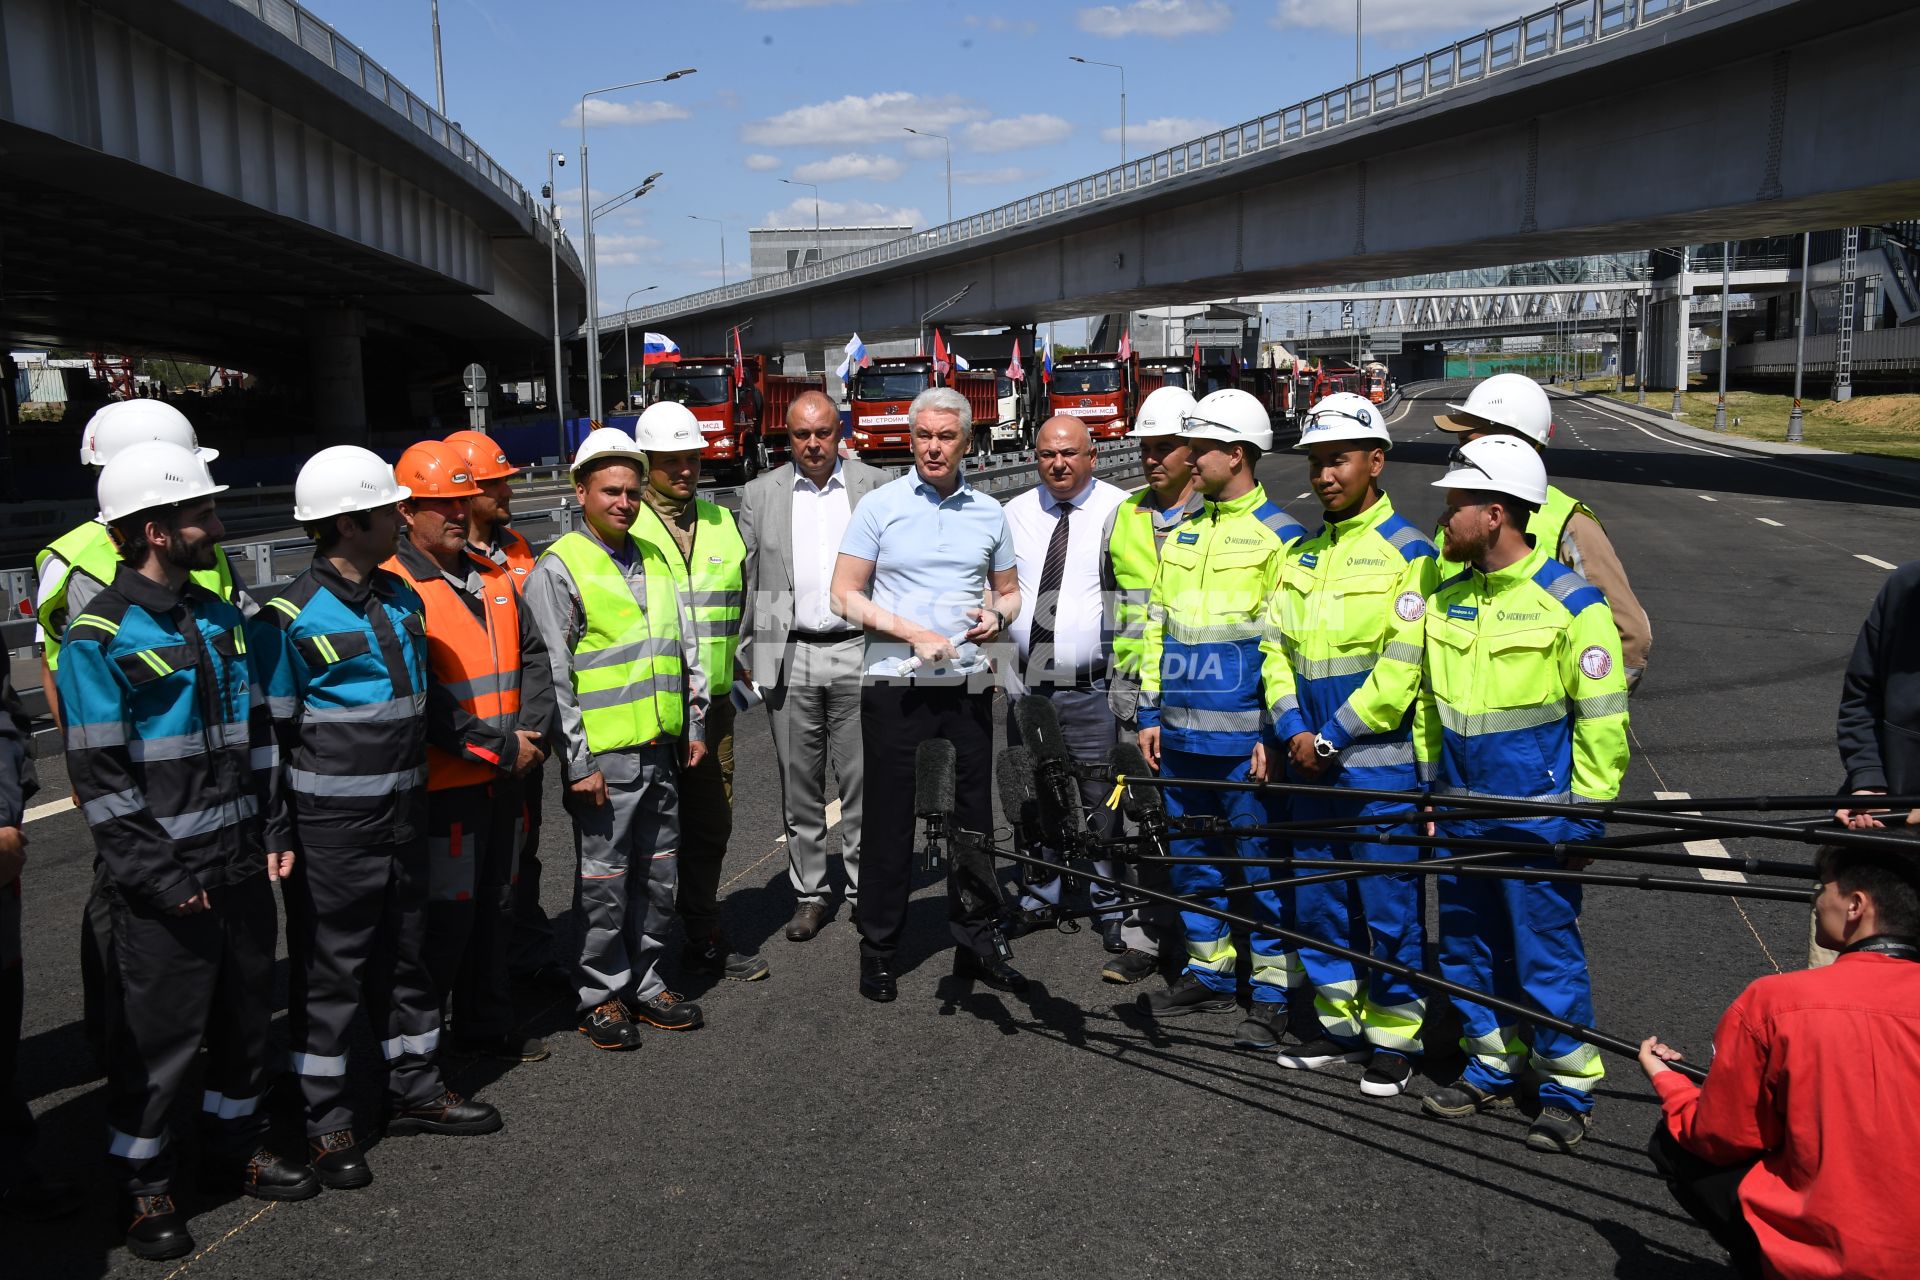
224 0 580 271
611 0 1716 333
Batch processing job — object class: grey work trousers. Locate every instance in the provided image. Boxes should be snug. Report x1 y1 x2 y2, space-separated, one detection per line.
1006 683 1126 923
568 743 680 1011
766 634 864 907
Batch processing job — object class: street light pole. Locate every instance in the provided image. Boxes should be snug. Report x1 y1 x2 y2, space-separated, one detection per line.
1356 0 1363 83
689 215 728 284
902 128 952 224
779 178 821 265
1672 245 1689 414
546 148 566 462
1788 230 1810 443
430 0 445 115
619 285 658 408
578 67 696 423
1068 57 1127 164
1714 240 1731 432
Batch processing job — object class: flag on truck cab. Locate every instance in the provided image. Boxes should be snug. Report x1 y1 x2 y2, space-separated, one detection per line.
1117 329 1132 362
641 332 681 366
730 328 745 386
1042 334 1053 384
835 332 870 382
1006 339 1024 382
1190 342 1201 374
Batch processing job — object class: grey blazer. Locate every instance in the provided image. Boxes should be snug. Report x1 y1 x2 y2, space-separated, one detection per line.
737 457 890 684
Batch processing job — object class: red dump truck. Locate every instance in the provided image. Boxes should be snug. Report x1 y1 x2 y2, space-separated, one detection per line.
846 356 1000 461
1047 351 1137 441
646 355 823 484
1135 357 1194 401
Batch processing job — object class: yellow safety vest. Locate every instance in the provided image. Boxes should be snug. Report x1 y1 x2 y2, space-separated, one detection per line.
542 531 687 752
632 500 746 690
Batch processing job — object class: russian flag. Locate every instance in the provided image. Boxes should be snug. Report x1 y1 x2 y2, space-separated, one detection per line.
835 331 869 382
1041 334 1053 384
642 332 680 366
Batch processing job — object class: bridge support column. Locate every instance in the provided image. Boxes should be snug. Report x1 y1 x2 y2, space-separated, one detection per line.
309 309 369 445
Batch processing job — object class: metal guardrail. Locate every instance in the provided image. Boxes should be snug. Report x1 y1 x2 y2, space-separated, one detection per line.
222 0 579 271
3 446 1145 657
609 0 1715 333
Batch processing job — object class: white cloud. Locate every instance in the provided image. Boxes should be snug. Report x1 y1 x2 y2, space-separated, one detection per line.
961 113 1073 154
1075 0 1232 37
742 153 783 172
1102 115 1222 147
564 99 692 129
585 233 664 269
1269 0 1522 34
954 166 1047 186
760 196 922 230
742 91 986 146
964 14 1040 34
792 152 905 183
744 0 859 9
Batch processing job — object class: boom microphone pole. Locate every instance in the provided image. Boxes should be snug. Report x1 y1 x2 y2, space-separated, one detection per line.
984 837 1710 1082
914 739 957 871
1015 696 1086 854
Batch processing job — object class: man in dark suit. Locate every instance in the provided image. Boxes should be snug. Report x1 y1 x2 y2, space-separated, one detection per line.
738 390 889 942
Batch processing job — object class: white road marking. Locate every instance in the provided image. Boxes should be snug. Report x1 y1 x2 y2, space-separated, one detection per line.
1572 398 1735 456
1856 554 1898 571
1654 790 1748 884
24 797 74 824
1659 479 1675 486
1697 494 1717 502
1757 518 1783 527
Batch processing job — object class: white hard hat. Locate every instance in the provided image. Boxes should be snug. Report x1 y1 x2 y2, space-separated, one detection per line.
97 440 229 523
1430 435 1548 506
1297 392 1391 451
632 400 704 453
1181 388 1272 453
1129 385 1198 439
294 444 410 523
570 425 649 476
81 399 219 466
1434 373 1553 447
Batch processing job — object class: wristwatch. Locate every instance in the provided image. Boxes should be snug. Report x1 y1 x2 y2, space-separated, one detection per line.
1313 734 1339 760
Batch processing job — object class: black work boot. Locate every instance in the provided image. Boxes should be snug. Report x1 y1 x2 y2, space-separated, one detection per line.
1144 970 1236 1019
310 1129 372 1190
233 1147 320 1201
385 1090 503 1137
122 1193 193 1261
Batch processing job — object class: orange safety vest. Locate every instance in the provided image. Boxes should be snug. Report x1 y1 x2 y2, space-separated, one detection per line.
495 525 535 586
384 549 524 791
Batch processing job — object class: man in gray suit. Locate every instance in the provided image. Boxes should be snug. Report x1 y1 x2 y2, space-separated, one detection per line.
738 390 889 941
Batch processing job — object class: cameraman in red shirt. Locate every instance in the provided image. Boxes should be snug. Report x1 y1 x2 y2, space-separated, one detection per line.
1637 842 1920 1280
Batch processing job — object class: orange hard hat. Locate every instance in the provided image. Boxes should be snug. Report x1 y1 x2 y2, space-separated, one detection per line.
394 440 482 499
443 428 521 481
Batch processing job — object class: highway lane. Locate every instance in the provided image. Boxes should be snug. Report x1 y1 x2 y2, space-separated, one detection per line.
8 386 1905 1278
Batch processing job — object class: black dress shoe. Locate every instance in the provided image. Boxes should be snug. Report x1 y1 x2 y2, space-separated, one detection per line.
1002 906 1055 939
859 956 897 1002
310 1130 372 1190
234 1147 320 1201
953 952 1030 993
123 1193 193 1261
1099 919 1127 954
385 1090 502 1137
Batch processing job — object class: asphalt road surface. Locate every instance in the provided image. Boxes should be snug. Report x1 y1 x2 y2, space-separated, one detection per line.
11 383 1908 1278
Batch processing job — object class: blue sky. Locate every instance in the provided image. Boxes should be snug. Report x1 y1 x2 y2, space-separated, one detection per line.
303 0 1544 316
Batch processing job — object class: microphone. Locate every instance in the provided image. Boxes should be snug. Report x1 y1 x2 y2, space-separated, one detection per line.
914 738 957 871
1107 741 1169 862
996 747 1044 850
1014 697 1085 853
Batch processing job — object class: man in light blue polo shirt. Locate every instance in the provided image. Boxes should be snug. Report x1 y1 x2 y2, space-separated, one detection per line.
831 386 1023 1002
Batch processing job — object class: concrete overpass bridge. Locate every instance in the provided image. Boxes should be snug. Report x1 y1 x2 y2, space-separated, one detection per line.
0 0 585 440
617 0 1920 364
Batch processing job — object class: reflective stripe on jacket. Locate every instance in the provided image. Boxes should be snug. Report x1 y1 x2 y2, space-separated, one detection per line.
541 531 687 753
383 547 523 791
1413 541 1629 826
631 500 746 690
1260 495 1439 785
1139 486 1304 756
